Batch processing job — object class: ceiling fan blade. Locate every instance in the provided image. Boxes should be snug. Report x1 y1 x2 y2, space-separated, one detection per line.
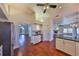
37 4 45 6
43 9 47 13
49 5 57 8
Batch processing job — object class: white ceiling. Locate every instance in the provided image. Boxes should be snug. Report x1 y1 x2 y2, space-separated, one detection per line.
3 3 79 24
32 3 63 22
3 3 34 16
3 3 63 20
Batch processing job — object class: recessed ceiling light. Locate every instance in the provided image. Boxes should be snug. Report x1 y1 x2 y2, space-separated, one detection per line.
43 6 46 9
47 6 49 9
43 6 49 9
59 6 62 8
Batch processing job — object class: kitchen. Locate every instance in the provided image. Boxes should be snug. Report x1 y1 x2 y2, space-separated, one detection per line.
55 12 79 56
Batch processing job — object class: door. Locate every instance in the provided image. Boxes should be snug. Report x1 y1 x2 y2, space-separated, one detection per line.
0 22 11 56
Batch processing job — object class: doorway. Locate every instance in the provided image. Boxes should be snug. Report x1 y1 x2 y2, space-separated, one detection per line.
18 24 29 47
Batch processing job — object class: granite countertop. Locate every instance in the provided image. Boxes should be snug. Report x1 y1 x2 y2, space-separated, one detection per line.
56 35 79 42
75 39 79 42
32 34 42 36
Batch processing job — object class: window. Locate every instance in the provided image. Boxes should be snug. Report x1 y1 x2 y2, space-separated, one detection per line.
63 28 73 33
63 28 67 33
77 28 79 34
68 28 73 33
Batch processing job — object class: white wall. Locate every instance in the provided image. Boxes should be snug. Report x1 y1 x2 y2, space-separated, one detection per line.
35 17 53 41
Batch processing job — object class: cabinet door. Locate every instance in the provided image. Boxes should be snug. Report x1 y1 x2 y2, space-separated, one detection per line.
76 42 79 56
64 40 75 56
31 36 41 44
56 38 64 51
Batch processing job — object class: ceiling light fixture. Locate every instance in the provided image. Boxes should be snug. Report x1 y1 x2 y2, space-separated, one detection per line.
47 6 49 9
43 6 46 9
59 6 62 8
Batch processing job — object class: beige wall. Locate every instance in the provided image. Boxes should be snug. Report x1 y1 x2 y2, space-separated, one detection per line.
0 4 35 49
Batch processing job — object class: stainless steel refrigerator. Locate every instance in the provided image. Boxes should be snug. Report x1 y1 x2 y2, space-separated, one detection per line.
0 22 14 56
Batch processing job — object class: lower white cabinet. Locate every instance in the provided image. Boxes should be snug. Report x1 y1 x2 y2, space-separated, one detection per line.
63 40 75 56
76 42 79 56
56 38 64 51
31 35 41 44
56 38 76 56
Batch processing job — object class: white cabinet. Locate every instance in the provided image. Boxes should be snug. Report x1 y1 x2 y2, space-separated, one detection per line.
56 38 64 51
56 38 76 56
76 42 79 56
31 35 41 44
63 40 75 56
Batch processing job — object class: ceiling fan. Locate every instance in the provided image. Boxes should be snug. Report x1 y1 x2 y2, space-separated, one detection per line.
36 3 57 13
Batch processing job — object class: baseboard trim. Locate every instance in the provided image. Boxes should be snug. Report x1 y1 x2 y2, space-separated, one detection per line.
56 49 71 56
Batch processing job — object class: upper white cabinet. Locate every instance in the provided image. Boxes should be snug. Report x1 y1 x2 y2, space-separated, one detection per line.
62 12 79 25
64 40 75 56
76 42 79 56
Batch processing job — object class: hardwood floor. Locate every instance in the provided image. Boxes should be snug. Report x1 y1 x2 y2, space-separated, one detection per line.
14 35 68 56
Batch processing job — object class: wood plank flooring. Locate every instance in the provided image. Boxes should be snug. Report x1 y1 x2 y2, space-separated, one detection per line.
14 35 68 56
